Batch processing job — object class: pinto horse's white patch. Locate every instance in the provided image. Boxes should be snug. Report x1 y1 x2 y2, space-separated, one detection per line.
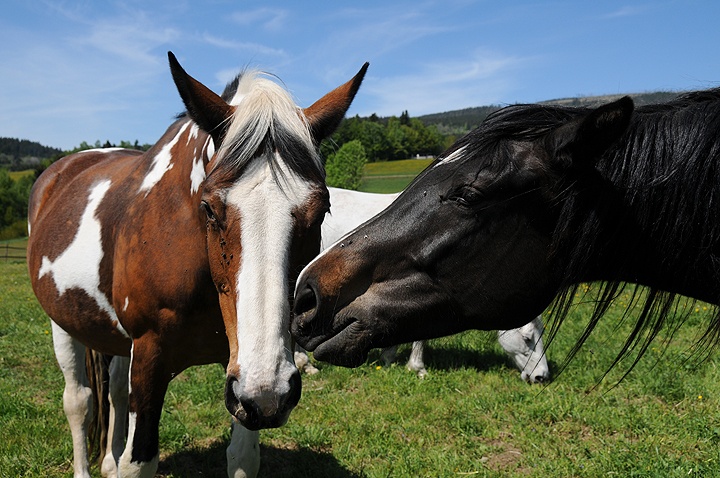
77 147 126 154
187 123 199 145
38 180 129 339
118 410 159 478
226 157 310 414
139 121 190 196
190 134 212 195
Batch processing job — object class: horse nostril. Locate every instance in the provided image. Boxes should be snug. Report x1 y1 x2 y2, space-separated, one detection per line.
533 375 547 384
293 282 318 320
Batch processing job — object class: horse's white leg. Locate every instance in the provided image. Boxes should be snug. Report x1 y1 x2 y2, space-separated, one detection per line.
51 321 93 478
117 338 166 478
294 344 319 375
226 419 260 478
380 345 399 366
101 356 129 478
406 341 428 378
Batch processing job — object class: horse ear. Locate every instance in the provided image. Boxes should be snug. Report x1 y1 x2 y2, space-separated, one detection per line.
303 62 369 144
554 96 634 169
168 52 233 147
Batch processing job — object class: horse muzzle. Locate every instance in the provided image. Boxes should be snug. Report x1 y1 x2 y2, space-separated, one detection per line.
224 371 301 430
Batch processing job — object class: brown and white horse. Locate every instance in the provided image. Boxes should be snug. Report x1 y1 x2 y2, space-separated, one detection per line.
27 52 367 478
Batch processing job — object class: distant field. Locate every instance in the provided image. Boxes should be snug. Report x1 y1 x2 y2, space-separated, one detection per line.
8 169 35 181
0 237 28 262
360 158 433 193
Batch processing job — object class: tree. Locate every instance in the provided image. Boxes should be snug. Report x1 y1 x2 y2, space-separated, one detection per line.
326 140 367 190
0 169 33 237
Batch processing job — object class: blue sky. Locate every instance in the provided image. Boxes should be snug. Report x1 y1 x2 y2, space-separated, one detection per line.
2 0 720 150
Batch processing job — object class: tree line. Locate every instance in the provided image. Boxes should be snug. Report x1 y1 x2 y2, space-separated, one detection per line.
0 137 63 172
0 110 443 237
0 139 151 239
321 111 454 163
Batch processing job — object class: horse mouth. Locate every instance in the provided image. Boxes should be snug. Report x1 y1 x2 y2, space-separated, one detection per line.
232 407 291 431
305 317 372 368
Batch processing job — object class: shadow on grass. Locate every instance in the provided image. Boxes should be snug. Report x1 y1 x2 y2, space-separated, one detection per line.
372 345 510 373
422 345 510 372
158 440 362 478
373 343 557 383
259 444 363 478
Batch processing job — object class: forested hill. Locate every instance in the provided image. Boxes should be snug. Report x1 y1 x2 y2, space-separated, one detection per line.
416 91 681 136
0 137 62 171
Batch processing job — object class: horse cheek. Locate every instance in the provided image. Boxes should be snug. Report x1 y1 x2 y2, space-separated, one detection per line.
206 227 242 370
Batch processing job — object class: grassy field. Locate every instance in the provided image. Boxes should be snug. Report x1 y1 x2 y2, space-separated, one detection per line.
2 259 720 477
3 161 720 476
359 158 433 193
8 170 36 181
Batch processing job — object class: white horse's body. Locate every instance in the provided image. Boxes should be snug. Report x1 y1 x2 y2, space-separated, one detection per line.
303 187 550 383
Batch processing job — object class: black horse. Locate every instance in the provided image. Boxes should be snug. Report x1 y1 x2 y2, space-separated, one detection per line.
292 88 720 369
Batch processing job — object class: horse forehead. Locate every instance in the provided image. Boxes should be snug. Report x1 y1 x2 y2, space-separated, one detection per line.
225 157 315 207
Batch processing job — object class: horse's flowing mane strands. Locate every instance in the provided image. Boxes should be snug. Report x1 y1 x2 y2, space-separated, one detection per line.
546 88 720 374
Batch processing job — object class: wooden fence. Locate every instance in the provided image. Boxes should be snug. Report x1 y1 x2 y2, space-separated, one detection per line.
1 243 26 262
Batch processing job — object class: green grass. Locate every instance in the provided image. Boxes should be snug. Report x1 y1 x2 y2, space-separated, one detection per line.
8 169 36 181
360 158 433 193
2 258 720 477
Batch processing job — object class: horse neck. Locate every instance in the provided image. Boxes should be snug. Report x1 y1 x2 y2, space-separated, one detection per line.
560 102 720 303
141 117 214 199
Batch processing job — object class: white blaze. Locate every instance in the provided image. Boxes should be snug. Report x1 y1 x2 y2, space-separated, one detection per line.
225 157 310 412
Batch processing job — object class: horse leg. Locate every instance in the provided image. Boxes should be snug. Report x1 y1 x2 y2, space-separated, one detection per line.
406 341 428 378
117 337 169 478
380 345 399 366
51 321 93 478
101 355 129 478
226 419 260 478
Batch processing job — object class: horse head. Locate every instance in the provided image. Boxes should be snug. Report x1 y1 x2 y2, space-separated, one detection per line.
169 52 367 428
497 317 550 383
292 97 633 368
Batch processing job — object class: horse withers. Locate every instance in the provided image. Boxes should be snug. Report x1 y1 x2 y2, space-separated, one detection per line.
27 52 367 478
313 187 549 382
292 89 720 371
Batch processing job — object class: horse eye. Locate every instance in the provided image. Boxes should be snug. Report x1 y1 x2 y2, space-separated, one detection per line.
200 201 216 221
452 187 483 207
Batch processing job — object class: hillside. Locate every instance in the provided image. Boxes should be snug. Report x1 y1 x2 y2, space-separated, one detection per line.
4 91 683 169
0 137 62 171
416 91 681 136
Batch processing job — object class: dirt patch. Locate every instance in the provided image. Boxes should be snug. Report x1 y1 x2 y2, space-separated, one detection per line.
483 433 531 474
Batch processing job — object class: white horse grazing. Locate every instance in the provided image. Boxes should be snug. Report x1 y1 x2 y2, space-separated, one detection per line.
296 187 550 383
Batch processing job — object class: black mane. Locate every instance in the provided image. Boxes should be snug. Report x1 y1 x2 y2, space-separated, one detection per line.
220 74 241 103
467 89 720 376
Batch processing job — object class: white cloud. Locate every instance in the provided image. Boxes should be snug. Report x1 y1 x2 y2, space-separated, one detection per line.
229 8 289 31
202 34 286 57
78 21 179 67
358 50 532 116
601 6 645 19
0 3 181 148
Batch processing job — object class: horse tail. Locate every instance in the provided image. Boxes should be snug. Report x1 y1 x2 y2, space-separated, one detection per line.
86 349 111 467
